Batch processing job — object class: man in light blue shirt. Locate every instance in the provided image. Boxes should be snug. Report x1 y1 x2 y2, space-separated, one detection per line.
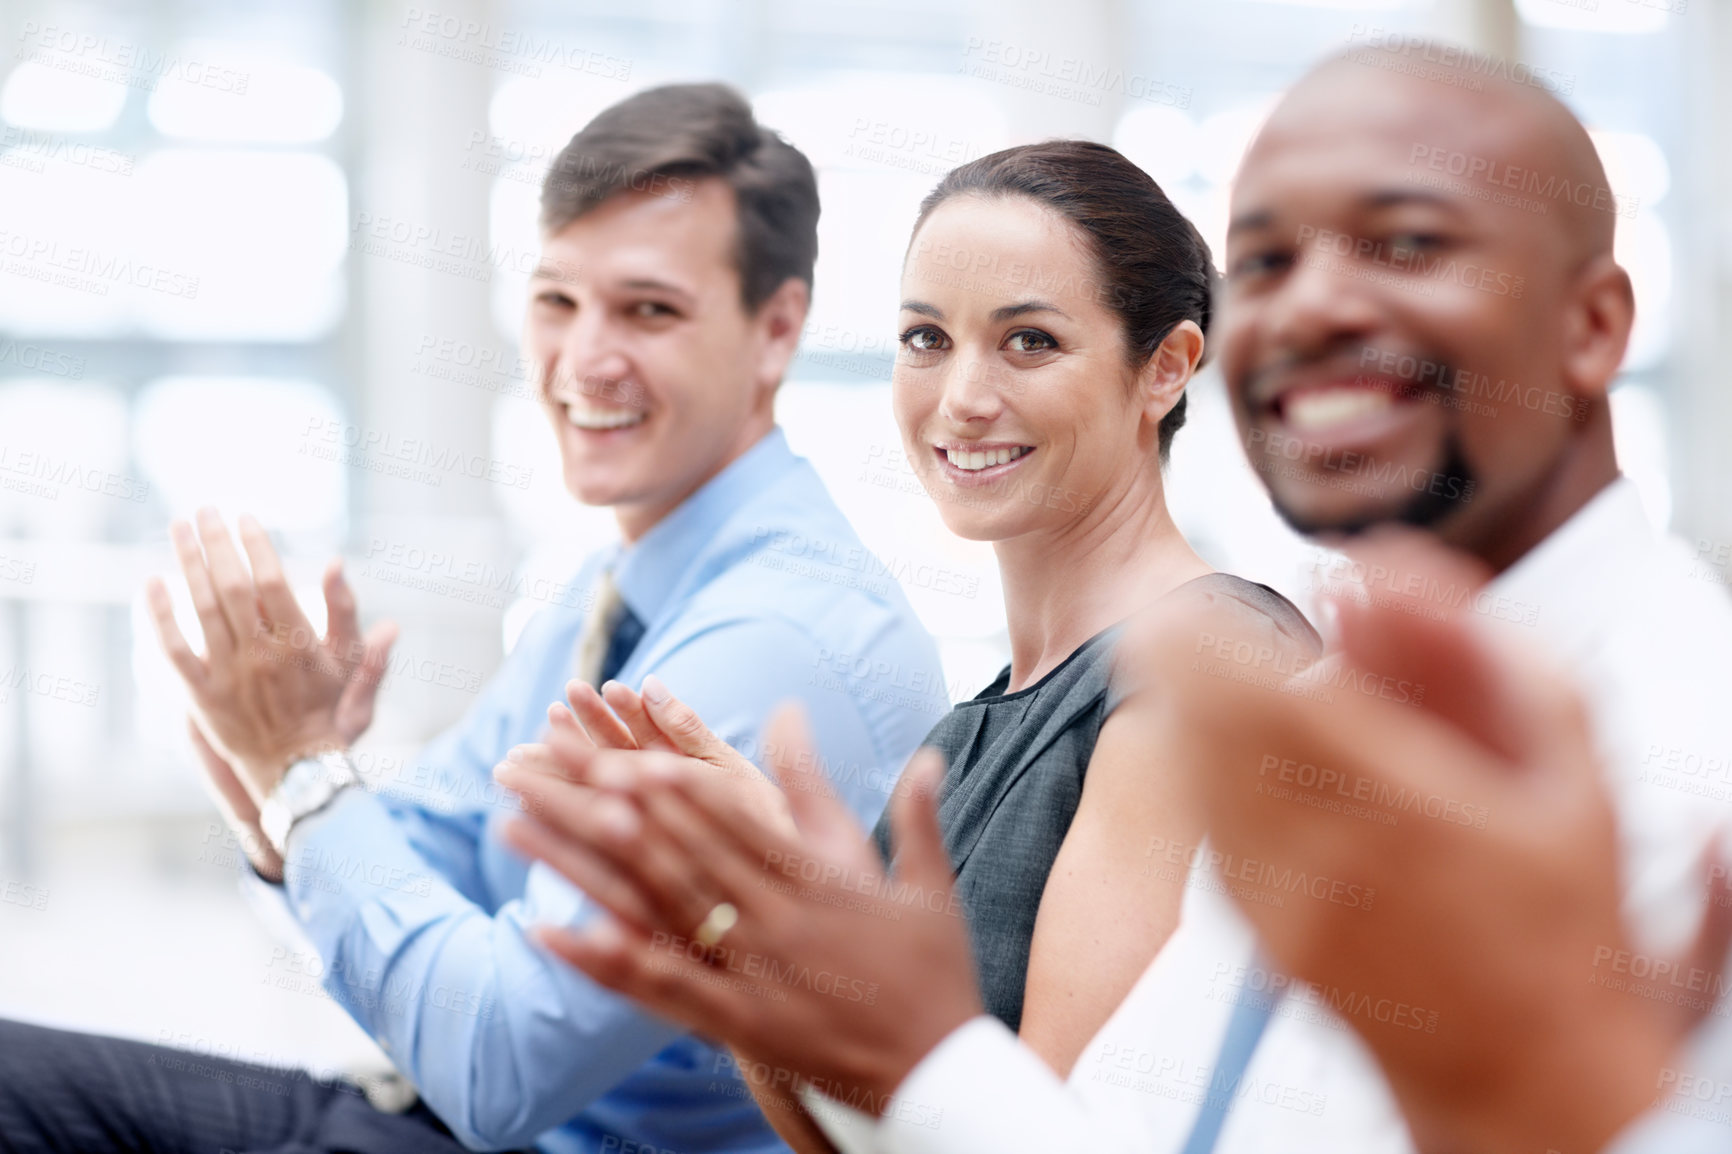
0 83 943 1154
283 425 943 1152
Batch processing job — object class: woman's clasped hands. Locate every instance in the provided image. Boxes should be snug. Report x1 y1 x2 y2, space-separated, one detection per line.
492 676 984 1109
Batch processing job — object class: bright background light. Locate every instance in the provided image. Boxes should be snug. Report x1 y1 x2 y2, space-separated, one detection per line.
147 48 343 143
1514 0 1669 35
0 61 127 132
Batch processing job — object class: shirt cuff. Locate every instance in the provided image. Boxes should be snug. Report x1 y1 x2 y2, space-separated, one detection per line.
238 860 315 948
888 1016 1064 1153
799 1082 883 1154
804 1016 1085 1154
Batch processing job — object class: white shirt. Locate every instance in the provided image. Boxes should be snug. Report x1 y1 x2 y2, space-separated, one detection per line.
815 478 1732 1154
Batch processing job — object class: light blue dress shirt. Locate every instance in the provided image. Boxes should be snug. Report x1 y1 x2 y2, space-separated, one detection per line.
278 428 947 1152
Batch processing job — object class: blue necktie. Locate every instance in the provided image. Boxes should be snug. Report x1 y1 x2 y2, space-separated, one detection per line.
576 569 646 689
1179 967 1276 1154
598 605 644 687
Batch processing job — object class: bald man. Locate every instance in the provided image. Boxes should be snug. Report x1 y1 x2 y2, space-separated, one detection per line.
1150 50 1732 1151
492 45 1732 1154
1225 49 1625 567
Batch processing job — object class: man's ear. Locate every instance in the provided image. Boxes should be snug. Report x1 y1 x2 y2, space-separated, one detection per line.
752 277 812 397
1560 255 1634 402
1138 319 1206 424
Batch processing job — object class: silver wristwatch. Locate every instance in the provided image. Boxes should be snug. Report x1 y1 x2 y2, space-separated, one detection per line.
260 750 360 856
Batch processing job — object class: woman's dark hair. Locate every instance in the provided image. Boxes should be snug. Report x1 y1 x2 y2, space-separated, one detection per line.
909 140 1215 461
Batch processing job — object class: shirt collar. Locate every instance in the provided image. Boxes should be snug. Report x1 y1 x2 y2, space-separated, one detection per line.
608 426 798 625
1490 475 1650 661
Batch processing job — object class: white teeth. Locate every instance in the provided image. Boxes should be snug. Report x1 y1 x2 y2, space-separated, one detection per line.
944 445 1030 471
1284 389 1392 433
565 404 646 431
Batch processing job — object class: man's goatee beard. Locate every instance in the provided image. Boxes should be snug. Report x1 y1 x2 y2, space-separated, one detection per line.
1267 435 1475 539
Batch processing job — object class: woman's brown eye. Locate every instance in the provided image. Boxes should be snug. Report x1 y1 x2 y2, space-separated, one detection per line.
899 326 947 352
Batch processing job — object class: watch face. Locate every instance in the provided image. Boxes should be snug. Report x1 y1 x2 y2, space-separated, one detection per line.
264 754 357 854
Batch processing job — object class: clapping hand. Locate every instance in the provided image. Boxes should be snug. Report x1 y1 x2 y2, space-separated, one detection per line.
146 510 396 870
495 704 981 1108
1165 532 1732 1154
505 673 794 835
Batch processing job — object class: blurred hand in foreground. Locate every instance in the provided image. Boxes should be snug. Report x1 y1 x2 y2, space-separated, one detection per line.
1156 530 1732 1154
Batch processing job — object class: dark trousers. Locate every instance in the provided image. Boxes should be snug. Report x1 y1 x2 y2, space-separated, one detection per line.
0 1018 484 1154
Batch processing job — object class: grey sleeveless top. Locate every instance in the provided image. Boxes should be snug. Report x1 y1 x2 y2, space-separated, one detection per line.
872 573 1319 1032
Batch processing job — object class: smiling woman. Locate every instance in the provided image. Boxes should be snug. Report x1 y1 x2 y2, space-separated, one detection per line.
868 141 1319 1062
892 141 1211 544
